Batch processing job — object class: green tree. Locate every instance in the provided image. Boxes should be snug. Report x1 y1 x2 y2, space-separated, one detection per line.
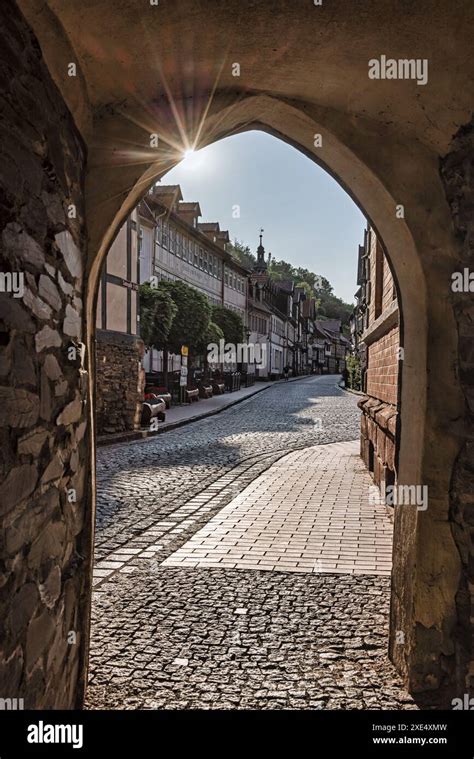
308 271 332 294
318 292 353 327
295 281 313 299
159 279 212 364
267 258 295 282
196 321 225 367
346 354 361 390
211 305 244 345
229 239 255 270
139 282 177 350
294 267 316 290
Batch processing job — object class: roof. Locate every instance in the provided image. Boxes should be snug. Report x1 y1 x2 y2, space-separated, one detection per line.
248 297 273 315
316 318 341 334
151 184 183 202
314 324 334 341
178 201 202 215
198 222 220 232
138 200 157 224
139 197 237 264
275 279 294 293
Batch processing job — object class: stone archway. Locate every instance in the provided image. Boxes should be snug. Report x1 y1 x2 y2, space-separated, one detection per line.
1 0 473 708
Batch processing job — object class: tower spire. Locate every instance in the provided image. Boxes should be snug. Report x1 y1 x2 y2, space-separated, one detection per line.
254 228 267 272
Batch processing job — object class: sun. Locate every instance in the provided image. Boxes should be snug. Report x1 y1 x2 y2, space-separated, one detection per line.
179 147 205 171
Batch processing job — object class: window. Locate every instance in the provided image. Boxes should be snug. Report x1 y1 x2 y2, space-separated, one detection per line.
193 243 198 267
176 231 182 257
199 247 204 269
203 251 208 273
162 221 168 248
155 219 162 245
170 226 176 254
183 236 188 261
224 269 228 285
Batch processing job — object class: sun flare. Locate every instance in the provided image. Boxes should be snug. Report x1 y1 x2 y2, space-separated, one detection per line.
179 146 205 171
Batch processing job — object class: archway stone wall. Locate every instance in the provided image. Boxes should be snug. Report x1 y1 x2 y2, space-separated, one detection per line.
0 1 90 708
441 119 474 698
1 0 473 709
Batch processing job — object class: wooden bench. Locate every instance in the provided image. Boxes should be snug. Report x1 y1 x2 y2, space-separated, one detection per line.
145 386 172 409
212 381 225 395
199 384 213 399
185 388 199 403
140 398 166 426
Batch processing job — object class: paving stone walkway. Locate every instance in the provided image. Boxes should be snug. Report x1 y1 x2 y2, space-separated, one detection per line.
162 441 393 575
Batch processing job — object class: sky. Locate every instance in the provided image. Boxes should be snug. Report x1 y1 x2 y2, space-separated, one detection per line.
164 130 366 305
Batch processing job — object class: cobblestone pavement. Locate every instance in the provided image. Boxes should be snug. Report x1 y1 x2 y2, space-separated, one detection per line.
87 376 416 709
86 570 415 710
95 375 360 560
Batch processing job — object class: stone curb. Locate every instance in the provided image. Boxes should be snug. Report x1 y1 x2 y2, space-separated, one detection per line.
338 385 365 396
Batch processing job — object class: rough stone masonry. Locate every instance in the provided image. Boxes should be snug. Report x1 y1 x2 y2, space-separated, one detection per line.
0 2 90 708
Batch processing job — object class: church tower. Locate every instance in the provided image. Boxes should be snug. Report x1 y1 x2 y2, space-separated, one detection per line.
254 228 267 273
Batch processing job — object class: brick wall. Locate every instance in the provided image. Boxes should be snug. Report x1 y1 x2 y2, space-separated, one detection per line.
95 331 145 435
366 325 399 405
358 226 400 492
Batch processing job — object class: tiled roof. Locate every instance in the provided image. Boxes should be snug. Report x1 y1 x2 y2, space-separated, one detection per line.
178 201 202 214
316 318 341 334
151 184 183 201
198 222 220 232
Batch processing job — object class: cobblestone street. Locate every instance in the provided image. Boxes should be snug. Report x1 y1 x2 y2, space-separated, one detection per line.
87 376 416 709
